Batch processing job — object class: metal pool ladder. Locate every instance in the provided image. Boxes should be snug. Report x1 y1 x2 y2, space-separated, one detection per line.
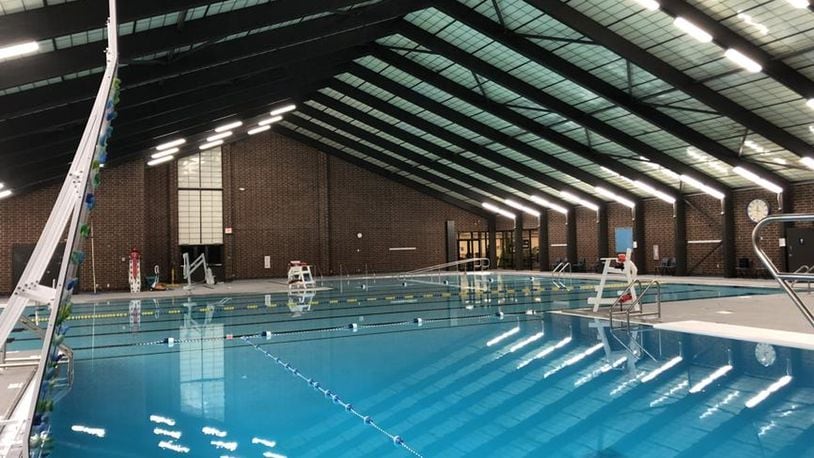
552 262 572 280
608 279 662 330
753 214 814 328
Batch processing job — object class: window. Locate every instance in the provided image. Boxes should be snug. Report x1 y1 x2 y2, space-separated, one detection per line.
178 148 223 245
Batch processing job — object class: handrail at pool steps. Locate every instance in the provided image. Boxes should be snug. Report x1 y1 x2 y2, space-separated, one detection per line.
752 214 814 328
790 264 813 294
552 262 572 280
401 257 490 277
608 279 661 330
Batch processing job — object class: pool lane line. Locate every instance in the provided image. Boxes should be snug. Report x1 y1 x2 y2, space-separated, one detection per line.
60 283 630 321
241 336 424 458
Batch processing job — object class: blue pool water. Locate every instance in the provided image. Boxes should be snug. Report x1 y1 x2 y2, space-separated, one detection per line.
19 275 813 457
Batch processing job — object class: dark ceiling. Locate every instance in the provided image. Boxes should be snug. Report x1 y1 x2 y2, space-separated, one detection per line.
1 0 813 216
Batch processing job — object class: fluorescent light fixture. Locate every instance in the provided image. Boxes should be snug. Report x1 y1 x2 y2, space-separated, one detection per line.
214 121 242 132
258 115 283 126
0 182 3 190
560 190 599 211
504 199 540 217
674 17 713 42
594 186 636 208
634 0 660 11
155 138 185 151
689 365 733 393
0 189 12 199
634 180 676 204
641 356 683 383
773 157 787 165
745 375 792 408
0 41 39 60
151 147 178 159
482 202 516 220
248 125 271 135
486 326 520 347
807 99 814 110
732 166 783 193
270 104 297 116
744 139 766 153
530 195 568 214
147 156 174 167
787 0 810 8
725 48 762 73
199 139 224 150
206 131 232 142
800 157 814 170
680 175 725 200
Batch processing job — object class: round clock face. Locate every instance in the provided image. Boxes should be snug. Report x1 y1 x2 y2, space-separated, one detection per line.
747 198 770 223
755 342 776 367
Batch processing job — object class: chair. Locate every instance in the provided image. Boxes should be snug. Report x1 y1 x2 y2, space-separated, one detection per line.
550 257 563 270
656 257 670 275
736 258 751 278
664 257 677 275
573 258 586 272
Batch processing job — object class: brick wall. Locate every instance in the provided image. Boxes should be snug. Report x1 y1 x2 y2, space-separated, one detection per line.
576 207 598 264
685 194 724 276
548 212 567 264
733 188 783 271
0 161 145 294
643 199 675 274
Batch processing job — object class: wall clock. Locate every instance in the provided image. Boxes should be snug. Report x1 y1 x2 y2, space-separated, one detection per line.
747 198 770 223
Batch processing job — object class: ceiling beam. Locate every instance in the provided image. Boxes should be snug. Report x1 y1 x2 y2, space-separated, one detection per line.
524 0 814 159
274 125 492 218
0 0 211 43
285 113 539 213
0 0 427 90
320 79 580 208
345 62 631 204
356 54 652 200
437 0 787 186
0 47 364 149
293 104 550 212
658 0 814 102
0 26 379 121
396 20 736 189
371 46 675 199
301 96 573 210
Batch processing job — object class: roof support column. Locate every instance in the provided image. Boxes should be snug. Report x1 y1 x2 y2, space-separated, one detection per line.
722 194 736 278
488 217 497 269
674 200 688 277
597 204 609 273
567 210 578 265
539 210 549 272
633 204 646 273
514 216 524 270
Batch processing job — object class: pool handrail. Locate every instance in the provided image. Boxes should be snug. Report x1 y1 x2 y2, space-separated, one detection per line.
552 262 572 281
401 258 490 277
608 279 662 330
752 214 814 328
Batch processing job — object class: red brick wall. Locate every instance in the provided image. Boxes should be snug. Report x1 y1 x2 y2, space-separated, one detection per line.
576 207 598 263
326 155 485 274
734 188 783 271
0 161 146 294
548 212 567 262
643 199 675 273
686 194 724 276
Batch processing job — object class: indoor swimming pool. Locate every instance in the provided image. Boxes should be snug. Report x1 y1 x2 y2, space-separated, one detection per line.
18 275 812 457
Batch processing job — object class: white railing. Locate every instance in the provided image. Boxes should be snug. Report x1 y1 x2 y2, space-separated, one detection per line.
401 258 490 277
552 262 571 280
753 214 814 328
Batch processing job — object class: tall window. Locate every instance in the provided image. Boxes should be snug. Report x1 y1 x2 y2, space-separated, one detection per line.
178 148 223 245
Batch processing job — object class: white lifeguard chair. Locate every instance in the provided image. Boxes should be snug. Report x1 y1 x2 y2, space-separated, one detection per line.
589 248 639 312
287 260 315 289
